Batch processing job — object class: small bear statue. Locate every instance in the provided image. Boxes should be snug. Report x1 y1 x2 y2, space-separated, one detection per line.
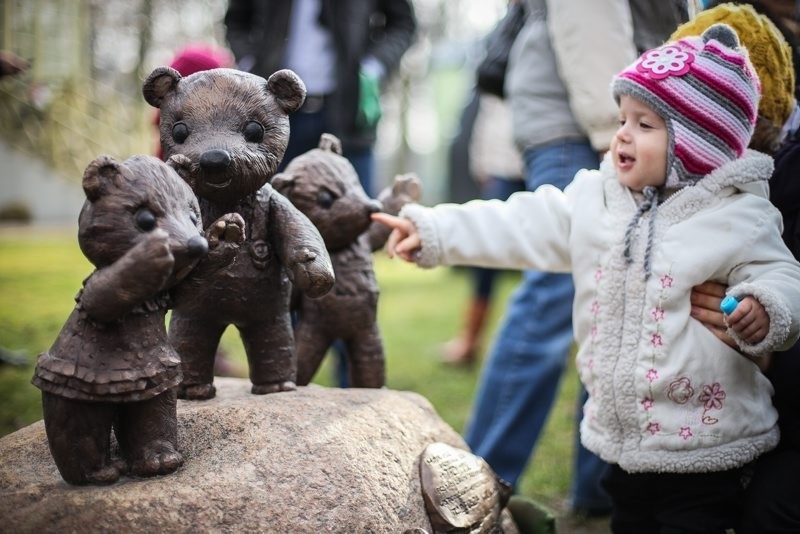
142 66 335 400
32 155 244 485
272 134 421 387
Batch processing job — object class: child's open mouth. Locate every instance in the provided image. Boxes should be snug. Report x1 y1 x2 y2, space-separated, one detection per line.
617 152 635 169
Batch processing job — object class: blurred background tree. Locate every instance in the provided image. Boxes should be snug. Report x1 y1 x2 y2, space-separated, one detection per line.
0 0 506 218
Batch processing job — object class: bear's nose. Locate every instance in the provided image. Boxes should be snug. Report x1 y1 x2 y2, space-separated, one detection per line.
187 235 209 258
199 149 232 172
366 199 383 215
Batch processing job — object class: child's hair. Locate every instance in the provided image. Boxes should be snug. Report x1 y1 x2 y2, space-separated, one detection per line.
612 24 760 190
669 3 796 154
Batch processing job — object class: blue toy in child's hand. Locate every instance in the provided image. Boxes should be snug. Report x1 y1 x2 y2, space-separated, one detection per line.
720 295 739 315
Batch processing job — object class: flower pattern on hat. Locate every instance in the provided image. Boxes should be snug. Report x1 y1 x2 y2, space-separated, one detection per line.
636 45 695 79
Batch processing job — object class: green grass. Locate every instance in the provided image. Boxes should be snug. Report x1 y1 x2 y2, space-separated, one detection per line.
0 228 582 510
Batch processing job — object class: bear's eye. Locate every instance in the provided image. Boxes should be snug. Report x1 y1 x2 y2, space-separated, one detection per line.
243 121 264 143
172 122 189 144
189 211 198 225
135 208 157 231
317 190 334 209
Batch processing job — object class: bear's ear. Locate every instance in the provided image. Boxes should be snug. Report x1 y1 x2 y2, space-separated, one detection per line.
266 69 306 114
142 66 182 108
318 133 342 155
393 172 422 201
271 172 297 195
82 155 122 201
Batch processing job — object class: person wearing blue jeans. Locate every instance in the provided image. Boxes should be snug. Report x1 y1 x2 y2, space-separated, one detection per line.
464 139 610 513
462 0 688 515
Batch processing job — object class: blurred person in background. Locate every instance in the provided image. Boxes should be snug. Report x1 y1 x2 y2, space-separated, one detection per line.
462 0 689 519
223 0 416 387
224 0 416 198
672 3 800 531
441 92 524 367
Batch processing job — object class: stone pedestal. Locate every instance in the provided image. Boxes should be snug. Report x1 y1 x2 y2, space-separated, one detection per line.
0 378 468 532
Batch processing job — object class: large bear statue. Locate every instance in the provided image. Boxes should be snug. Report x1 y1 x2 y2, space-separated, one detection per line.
142 67 334 400
32 155 244 485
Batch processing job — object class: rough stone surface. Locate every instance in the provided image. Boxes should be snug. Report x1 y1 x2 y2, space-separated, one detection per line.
0 378 468 533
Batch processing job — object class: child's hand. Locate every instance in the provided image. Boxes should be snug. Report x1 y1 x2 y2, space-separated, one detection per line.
370 212 421 262
725 296 770 345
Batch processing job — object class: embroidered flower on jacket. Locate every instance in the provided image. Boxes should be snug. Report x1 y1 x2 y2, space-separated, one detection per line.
646 368 659 382
698 382 726 411
660 274 674 288
641 397 654 410
667 377 694 404
650 333 663 347
651 307 665 322
647 422 660 435
590 301 600 315
679 426 693 440
594 268 603 281
636 45 695 79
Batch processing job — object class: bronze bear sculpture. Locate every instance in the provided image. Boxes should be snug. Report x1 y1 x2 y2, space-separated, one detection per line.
32 155 243 485
143 66 334 399
273 134 421 387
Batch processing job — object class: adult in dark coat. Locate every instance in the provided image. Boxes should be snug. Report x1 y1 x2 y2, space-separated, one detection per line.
224 0 416 195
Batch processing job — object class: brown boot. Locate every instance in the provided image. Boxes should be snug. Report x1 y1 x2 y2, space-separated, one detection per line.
441 297 490 366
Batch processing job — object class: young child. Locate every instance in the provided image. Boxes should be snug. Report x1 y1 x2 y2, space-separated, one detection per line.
374 24 800 531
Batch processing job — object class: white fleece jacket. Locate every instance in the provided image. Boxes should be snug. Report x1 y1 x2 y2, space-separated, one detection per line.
402 150 800 473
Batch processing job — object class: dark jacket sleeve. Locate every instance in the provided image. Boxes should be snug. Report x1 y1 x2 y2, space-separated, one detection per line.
224 0 257 62
366 0 417 75
770 133 800 259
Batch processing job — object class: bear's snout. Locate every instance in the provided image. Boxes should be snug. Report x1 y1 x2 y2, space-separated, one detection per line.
199 149 232 176
187 235 209 258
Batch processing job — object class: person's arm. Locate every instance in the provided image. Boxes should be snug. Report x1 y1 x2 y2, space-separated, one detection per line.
224 0 256 67
371 178 577 272
546 0 638 152
721 203 800 356
364 0 417 77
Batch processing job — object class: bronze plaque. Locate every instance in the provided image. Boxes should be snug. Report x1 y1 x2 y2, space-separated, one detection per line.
419 442 511 532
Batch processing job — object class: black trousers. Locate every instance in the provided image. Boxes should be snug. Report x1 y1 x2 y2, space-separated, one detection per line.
739 448 800 533
602 463 744 533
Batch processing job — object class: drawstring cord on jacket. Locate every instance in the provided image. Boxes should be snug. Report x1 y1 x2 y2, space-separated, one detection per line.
623 185 659 280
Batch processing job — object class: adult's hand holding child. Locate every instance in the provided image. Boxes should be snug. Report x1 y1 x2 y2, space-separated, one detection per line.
691 282 735 348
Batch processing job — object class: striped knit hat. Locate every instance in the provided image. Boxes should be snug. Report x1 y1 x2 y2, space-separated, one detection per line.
612 24 760 189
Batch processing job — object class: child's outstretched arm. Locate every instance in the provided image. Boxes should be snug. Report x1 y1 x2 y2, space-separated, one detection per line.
724 296 770 345
370 212 420 262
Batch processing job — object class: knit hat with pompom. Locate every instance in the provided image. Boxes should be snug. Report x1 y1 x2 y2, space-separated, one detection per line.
612 24 760 189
